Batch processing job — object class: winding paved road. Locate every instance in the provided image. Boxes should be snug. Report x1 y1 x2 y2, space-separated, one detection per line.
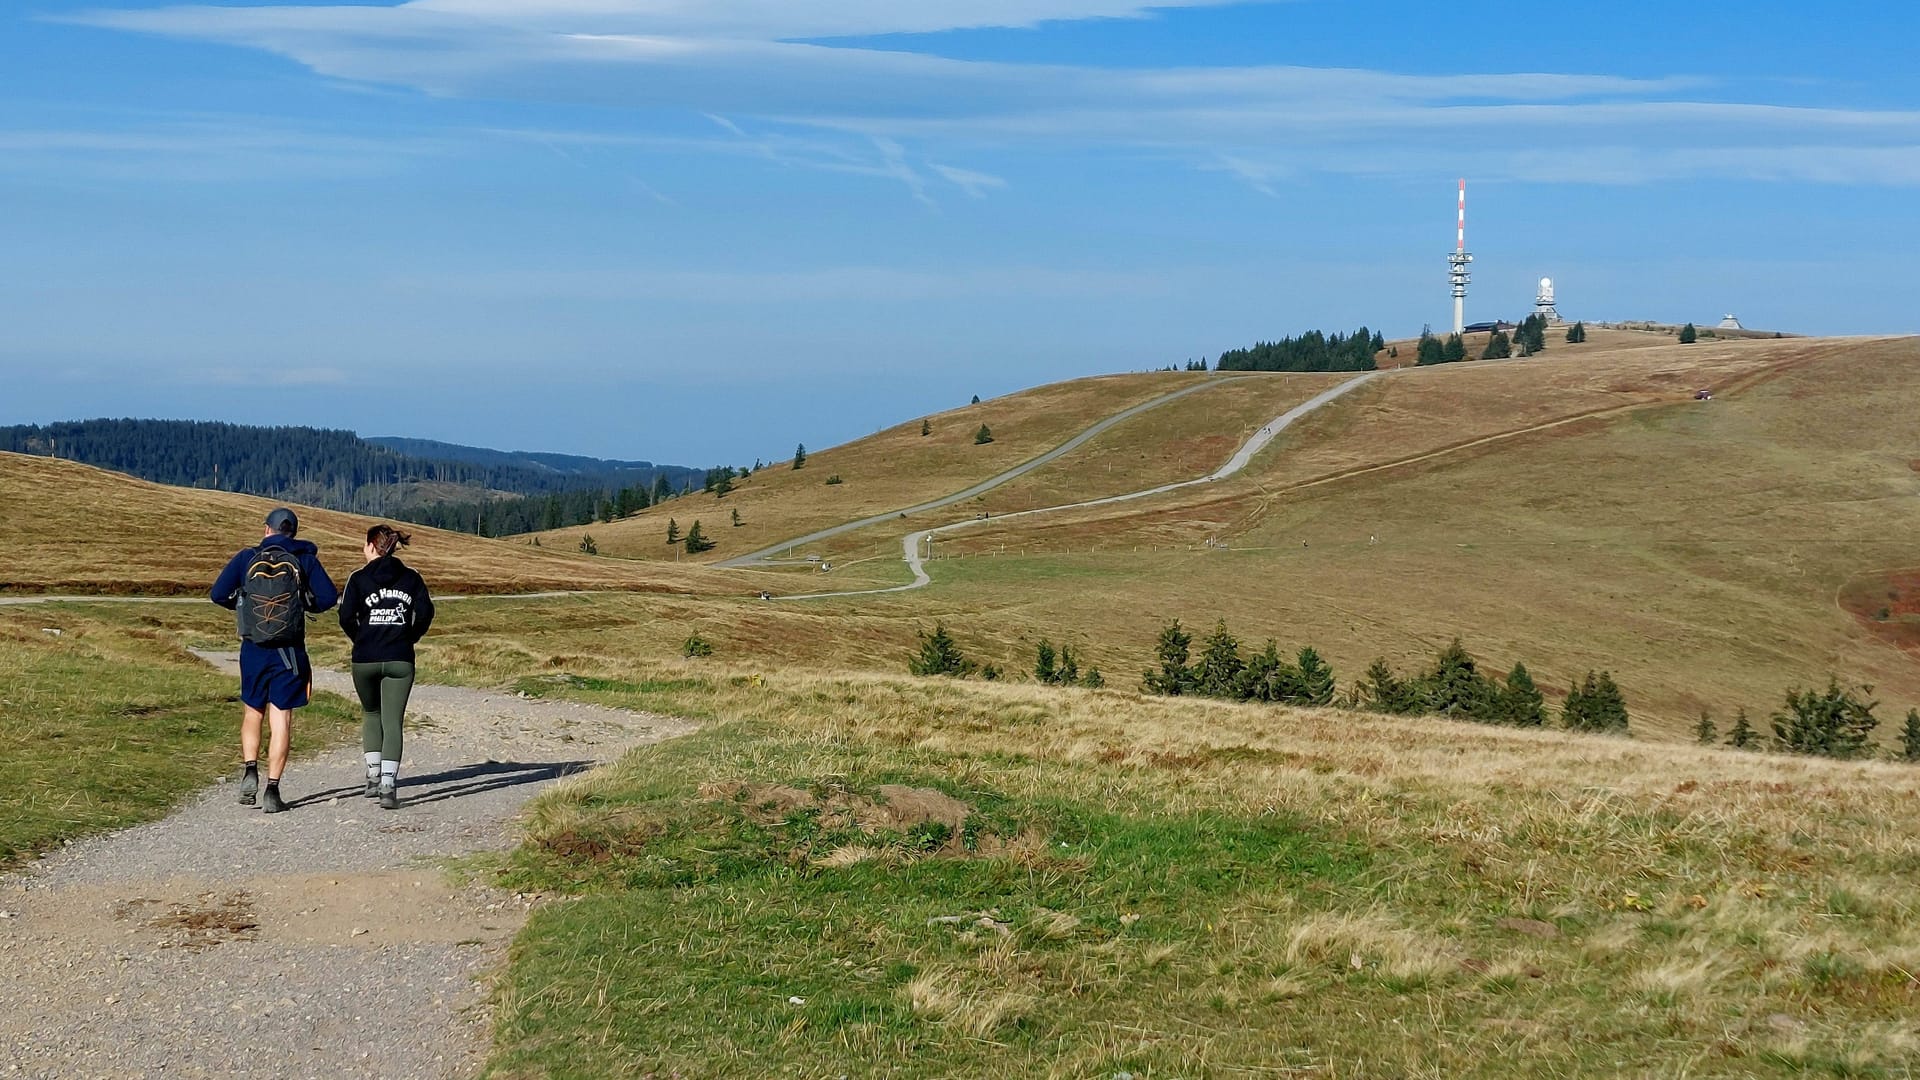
772 370 1383 600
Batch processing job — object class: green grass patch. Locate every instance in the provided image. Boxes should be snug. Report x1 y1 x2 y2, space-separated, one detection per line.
484 669 1920 1077
489 721 1367 1078
0 609 356 867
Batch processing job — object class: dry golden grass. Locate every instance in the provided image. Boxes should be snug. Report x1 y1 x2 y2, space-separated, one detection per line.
0 451 722 595
527 371 1212 563
470 656 1920 1075
797 334 1920 736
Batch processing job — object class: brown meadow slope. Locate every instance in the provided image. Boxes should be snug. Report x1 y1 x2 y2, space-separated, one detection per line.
0 451 718 595
528 370 1222 563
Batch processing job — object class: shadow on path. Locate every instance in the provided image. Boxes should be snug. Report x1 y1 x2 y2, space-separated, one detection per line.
285 760 594 810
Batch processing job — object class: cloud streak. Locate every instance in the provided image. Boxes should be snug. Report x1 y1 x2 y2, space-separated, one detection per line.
60 1 1920 188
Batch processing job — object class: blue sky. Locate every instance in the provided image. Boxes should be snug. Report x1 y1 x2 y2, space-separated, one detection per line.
4 1 1917 464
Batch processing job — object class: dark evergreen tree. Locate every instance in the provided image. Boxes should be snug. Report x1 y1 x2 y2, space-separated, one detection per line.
651 473 672 505
1564 671 1630 734
683 520 715 554
908 624 974 677
1083 667 1105 689
712 470 734 497
1772 679 1879 758
1293 646 1336 706
921 419 931 436
1565 321 1587 344
971 394 981 405
666 518 681 546
1726 708 1758 749
1562 672 1597 731
1518 315 1548 355
1416 331 1445 367
1694 710 1718 745
1679 323 1698 344
1214 326 1380 373
1194 620 1246 699
1035 639 1058 685
1481 330 1512 360
1424 639 1494 719
1443 334 1468 364
1058 645 1081 687
974 424 994 445
578 534 597 555
1360 657 1417 714
730 508 742 527
792 444 807 470
1143 620 1195 696
1903 709 1920 763
1500 662 1546 727
1242 640 1295 703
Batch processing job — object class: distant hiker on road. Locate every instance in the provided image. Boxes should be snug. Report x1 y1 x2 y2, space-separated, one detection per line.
210 507 338 814
338 524 434 811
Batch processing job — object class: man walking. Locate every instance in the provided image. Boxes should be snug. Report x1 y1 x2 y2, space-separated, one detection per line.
210 507 337 813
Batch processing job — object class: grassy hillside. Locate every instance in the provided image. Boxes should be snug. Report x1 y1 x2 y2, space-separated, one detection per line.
849 334 1920 736
476 660 1920 1077
0 451 721 596
26 333 1917 738
529 372 1220 563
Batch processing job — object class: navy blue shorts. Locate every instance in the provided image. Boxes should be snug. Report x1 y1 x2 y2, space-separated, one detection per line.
238 644 312 711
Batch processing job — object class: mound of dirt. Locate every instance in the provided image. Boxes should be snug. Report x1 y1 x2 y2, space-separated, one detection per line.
700 780 972 832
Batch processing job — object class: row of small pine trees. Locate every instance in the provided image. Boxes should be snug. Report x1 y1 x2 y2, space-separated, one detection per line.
1035 638 1104 688
907 621 1918 761
1694 680 1920 762
1140 621 1627 732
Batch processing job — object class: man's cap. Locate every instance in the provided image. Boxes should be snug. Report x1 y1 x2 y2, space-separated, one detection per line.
265 507 299 536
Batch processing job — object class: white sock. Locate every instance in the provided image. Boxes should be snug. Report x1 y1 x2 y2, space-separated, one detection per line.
364 752 381 778
380 760 399 787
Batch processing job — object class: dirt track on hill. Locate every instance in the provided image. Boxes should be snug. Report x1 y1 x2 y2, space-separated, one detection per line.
0 655 692 1080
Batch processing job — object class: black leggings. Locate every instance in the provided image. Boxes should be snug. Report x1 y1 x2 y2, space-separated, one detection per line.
352 661 415 763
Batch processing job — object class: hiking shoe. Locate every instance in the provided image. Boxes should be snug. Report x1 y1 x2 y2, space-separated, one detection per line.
262 786 288 814
364 777 381 799
238 770 259 806
378 784 399 811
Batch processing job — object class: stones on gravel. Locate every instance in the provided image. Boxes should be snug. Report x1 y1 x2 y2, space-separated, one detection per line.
1 656 694 1079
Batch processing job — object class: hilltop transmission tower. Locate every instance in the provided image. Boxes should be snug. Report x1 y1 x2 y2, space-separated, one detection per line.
1448 179 1472 335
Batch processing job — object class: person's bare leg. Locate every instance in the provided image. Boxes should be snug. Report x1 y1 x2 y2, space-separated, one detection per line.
240 705 264 763
267 706 293 779
237 705 264 805
262 706 294 813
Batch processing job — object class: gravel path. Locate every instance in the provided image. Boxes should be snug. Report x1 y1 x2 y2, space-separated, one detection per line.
0 655 694 1080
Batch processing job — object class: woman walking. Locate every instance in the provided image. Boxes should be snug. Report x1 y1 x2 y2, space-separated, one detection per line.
338 524 434 810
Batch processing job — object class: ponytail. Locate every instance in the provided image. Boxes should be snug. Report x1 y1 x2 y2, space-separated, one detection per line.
367 524 412 558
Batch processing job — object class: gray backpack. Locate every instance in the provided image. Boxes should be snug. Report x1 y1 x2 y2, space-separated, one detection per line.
238 546 305 646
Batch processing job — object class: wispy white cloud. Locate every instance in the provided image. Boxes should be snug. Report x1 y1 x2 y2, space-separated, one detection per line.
930 163 1008 198
0 119 443 181
58 1 1920 188
383 263 1171 303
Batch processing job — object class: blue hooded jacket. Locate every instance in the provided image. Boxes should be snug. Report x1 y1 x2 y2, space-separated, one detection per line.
210 535 338 663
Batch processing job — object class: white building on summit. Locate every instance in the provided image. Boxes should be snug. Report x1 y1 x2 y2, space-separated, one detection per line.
1533 278 1563 325
1718 314 1745 330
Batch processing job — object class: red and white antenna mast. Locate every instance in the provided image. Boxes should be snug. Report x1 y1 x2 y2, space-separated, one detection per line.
1448 178 1473 335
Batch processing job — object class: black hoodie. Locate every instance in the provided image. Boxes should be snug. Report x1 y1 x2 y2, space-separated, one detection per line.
338 555 435 664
